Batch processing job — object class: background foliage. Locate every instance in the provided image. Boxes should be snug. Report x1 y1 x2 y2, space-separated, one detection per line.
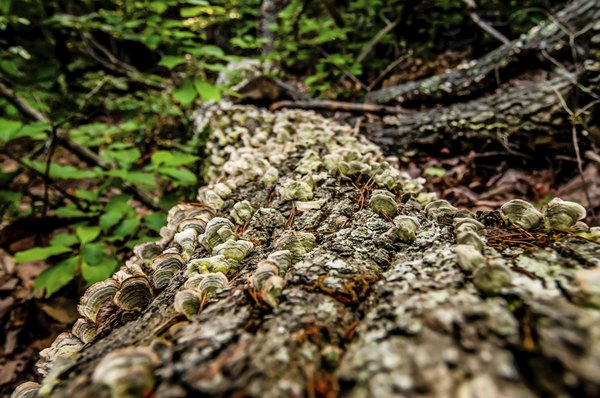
0 0 559 297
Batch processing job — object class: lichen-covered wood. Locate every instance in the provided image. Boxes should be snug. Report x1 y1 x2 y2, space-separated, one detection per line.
13 104 600 398
369 62 599 157
366 0 600 105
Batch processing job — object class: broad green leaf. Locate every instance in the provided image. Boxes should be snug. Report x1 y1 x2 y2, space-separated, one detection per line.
172 80 196 106
100 210 124 231
0 118 22 143
75 189 99 201
34 256 78 298
106 169 157 188
81 242 108 265
143 212 166 233
22 159 96 179
158 55 186 69
160 167 197 185
82 258 118 285
186 45 225 59
180 5 223 17
100 147 141 169
76 225 101 245
149 1 169 14
113 218 141 239
151 150 198 167
14 246 72 263
50 233 79 247
55 206 94 218
194 79 221 102
106 194 133 212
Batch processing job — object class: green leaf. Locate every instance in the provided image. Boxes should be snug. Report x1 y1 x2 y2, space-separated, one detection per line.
55 206 93 218
76 225 101 245
113 217 141 239
424 167 446 177
151 150 198 167
106 194 133 212
22 159 96 179
81 242 108 265
14 246 72 263
106 169 157 188
0 118 22 143
34 256 78 298
172 80 196 106
100 210 124 231
194 79 221 102
50 233 79 247
75 189 99 201
100 147 141 169
160 167 197 185
82 258 118 285
143 212 166 233
149 1 169 14
158 55 186 69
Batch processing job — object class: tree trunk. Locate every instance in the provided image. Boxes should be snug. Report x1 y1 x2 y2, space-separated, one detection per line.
20 103 600 398
368 65 600 157
366 0 600 105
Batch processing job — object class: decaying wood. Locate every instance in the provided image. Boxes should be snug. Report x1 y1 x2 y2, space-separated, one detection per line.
366 0 600 104
20 102 600 398
369 64 600 157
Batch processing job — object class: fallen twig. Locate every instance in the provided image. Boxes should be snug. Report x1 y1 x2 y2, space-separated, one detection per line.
270 99 415 114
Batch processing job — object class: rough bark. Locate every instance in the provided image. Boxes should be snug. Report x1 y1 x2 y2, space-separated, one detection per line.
366 0 600 105
18 103 600 398
369 65 600 157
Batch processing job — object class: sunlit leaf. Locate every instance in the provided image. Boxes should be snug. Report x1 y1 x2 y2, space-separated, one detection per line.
34 256 78 298
76 225 101 245
172 80 196 106
14 246 72 263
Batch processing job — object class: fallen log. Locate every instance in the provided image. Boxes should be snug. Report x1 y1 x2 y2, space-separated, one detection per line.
13 102 600 398
366 0 600 104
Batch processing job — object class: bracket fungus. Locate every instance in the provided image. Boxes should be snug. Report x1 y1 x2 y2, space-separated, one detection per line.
281 179 314 201
369 189 397 218
198 272 229 299
151 253 185 290
114 275 154 311
500 199 542 230
275 231 316 262
174 289 202 320
78 279 119 324
10 382 39 398
71 318 98 345
249 261 280 291
543 197 586 231
212 239 254 263
390 215 420 243
261 275 286 308
455 244 485 272
230 200 253 225
204 217 236 249
92 347 159 398
424 199 457 223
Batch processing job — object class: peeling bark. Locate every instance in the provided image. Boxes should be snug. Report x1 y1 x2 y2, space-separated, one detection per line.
18 102 600 398
366 0 600 105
